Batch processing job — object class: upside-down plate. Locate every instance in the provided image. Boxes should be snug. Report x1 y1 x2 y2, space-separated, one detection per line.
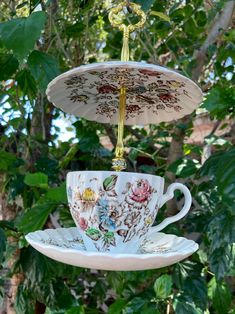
46 61 203 125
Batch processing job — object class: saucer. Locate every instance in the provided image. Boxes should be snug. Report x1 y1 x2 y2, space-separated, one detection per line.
25 227 199 271
46 61 203 125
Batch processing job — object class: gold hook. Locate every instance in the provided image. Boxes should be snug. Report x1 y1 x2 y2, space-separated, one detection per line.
108 1 146 34
109 2 146 171
109 2 146 61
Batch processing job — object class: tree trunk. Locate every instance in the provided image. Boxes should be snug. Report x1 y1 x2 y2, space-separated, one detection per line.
0 175 24 314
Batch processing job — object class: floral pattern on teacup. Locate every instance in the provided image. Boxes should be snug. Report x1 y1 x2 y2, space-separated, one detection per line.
72 187 97 212
129 179 151 203
68 174 157 252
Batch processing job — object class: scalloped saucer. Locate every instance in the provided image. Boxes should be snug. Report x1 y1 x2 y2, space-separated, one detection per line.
25 227 198 271
46 61 203 125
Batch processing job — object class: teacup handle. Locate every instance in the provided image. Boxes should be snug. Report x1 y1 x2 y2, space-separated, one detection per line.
150 183 192 233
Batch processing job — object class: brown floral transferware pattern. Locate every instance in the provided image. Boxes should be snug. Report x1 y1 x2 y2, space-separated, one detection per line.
67 174 158 252
46 61 204 125
63 67 190 120
39 235 175 254
40 237 84 249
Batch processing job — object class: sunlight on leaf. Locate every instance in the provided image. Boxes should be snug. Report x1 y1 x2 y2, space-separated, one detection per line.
150 11 171 22
0 11 46 60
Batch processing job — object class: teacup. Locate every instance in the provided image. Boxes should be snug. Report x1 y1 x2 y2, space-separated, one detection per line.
66 171 192 253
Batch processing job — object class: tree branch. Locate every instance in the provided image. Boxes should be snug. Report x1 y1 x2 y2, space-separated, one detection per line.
192 0 235 81
103 124 117 148
125 126 143 141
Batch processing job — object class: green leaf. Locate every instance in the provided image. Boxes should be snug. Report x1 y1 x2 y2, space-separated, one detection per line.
0 220 15 230
45 183 67 203
184 18 198 37
195 10 207 27
0 12 46 61
0 228 6 263
79 134 100 153
15 69 37 99
209 246 232 280
20 246 63 283
103 175 118 191
173 296 203 314
208 208 235 251
15 284 34 314
183 5 194 17
24 172 48 189
20 248 82 309
122 297 146 314
172 257 207 309
208 277 232 314
0 53 19 80
150 11 171 22
201 148 235 203
170 8 184 23
65 306 85 314
224 29 235 41
202 87 235 119
168 158 200 178
8 117 22 130
28 50 60 91
16 203 54 233
65 22 86 38
0 150 17 170
58 206 75 228
182 277 207 309
173 261 204 290
108 299 127 314
154 274 172 299
59 144 79 169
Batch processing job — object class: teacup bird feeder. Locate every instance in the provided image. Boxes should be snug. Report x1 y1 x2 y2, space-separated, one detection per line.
26 2 202 271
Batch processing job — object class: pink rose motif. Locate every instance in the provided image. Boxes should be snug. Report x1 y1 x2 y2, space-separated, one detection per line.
130 179 152 203
78 217 88 231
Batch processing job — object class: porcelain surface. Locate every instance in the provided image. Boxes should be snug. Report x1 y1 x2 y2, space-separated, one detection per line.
25 227 199 271
67 171 192 253
46 61 203 125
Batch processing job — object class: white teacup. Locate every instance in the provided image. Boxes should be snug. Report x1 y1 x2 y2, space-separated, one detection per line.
66 171 191 253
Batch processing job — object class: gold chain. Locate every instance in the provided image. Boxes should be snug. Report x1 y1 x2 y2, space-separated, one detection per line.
109 2 146 171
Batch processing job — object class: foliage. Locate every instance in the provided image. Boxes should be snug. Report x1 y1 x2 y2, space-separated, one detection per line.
0 0 234 313
0 12 46 61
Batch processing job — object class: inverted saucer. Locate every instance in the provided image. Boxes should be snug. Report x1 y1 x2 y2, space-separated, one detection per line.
25 227 198 271
46 61 203 125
